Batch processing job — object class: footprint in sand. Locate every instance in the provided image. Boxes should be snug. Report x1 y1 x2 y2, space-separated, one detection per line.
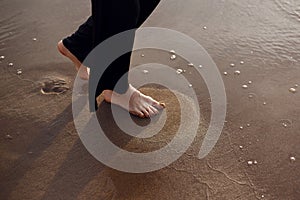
40 77 69 95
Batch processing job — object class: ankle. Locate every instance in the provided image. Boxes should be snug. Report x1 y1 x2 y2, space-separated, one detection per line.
102 90 113 103
57 40 65 55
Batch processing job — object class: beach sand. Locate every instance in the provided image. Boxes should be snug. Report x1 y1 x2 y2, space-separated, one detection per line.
0 0 299 199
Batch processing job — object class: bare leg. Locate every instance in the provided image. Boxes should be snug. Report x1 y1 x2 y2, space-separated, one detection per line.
57 40 89 80
102 84 165 118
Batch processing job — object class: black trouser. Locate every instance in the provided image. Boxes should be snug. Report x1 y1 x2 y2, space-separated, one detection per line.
63 0 160 110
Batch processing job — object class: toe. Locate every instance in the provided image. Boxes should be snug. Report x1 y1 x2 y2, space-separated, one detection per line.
145 97 165 110
145 106 156 117
153 102 166 110
130 110 145 118
159 102 166 108
141 107 150 118
148 105 159 115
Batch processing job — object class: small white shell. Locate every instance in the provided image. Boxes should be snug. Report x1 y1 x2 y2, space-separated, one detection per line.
188 63 194 67
170 55 177 60
234 70 241 75
289 87 297 93
170 50 176 54
290 156 296 161
176 69 183 74
17 69 22 75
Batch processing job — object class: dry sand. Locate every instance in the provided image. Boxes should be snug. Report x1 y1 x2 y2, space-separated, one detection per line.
0 0 299 199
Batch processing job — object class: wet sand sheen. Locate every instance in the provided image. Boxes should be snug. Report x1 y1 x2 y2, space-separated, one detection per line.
0 0 300 199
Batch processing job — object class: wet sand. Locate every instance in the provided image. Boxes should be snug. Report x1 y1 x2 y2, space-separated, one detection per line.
0 0 300 199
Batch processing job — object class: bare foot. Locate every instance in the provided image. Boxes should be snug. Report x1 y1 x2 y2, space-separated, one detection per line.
102 84 165 118
57 40 89 80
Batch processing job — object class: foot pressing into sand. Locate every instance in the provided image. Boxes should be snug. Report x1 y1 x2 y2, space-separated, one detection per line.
102 84 165 118
57 40 89 80
58 41 164 117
